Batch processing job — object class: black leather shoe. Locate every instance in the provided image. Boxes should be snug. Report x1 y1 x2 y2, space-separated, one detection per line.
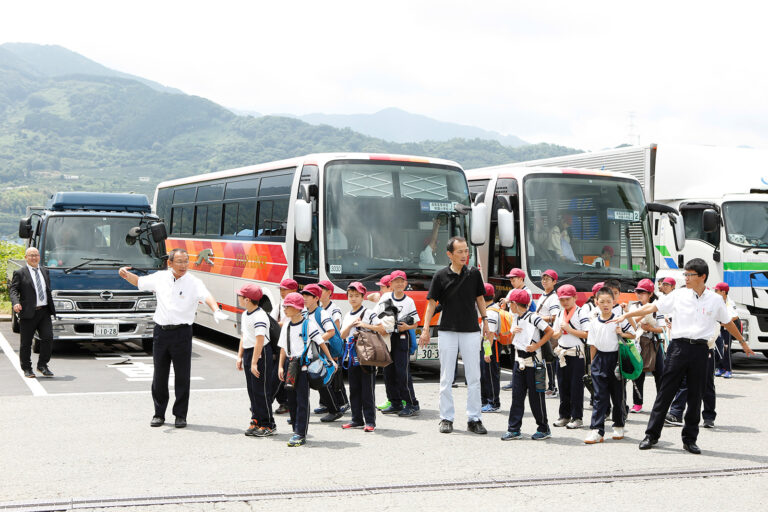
639 435 658 450
37 366 54 377
23 369 36 378
468 420 488 435
683 442 701 454
150 416 164 427
439 419 453 434
174 417 187 428
320 411 344 422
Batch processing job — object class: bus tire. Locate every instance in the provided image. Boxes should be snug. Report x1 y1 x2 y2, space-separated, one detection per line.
142 338 153 354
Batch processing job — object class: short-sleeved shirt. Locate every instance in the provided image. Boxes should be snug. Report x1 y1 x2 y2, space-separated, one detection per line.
629 302 663 339
375 292 420 333
512 311 548 351
427 265 485 332
655 288 731 340
486 305 500 335
137 269 210 325
305 307 336 334
587 313 634 352
535 291 561 322
241 307 270 350
323 300 343 326
278 318 326 357
554 306 590 348
342 306 379 338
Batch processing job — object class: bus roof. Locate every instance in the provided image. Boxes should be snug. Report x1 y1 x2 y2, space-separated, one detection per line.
156 153 463 189
464 164 641 183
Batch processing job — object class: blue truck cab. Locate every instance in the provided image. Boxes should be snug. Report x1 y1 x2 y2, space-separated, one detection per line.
12 192 168 353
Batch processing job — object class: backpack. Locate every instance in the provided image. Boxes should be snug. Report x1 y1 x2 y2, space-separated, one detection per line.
487 306 514 345
311 308 344 358
300 318 337 390
267 314 281 356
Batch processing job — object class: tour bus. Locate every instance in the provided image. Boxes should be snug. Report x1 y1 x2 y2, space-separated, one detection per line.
154 153 486 359
465 165 684 303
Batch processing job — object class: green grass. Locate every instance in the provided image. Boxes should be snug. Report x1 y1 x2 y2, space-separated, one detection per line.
0 300 12 315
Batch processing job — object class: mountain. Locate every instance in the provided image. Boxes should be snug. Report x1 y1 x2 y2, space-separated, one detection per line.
0 43 580 238
296 107 528 147
0 43 183 95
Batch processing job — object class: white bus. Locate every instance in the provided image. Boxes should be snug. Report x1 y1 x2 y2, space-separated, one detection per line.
465 165 683 303
154 153 485 355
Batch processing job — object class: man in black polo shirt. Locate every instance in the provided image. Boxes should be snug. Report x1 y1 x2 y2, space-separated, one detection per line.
420 236 490 434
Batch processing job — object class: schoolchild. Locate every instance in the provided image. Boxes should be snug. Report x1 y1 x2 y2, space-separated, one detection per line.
366 274 393 305
501 268 533 391
537 270 562 398
584 287 635 444
604 279 626 317
629 279 665 414
236 284 275 437
340 282 384 432
316 279 350 422
277 291 337 447
379 270 420 417
480 283 502 412
501 289 554 441
270 278 298 415
551 284 589 429
713 282 738 378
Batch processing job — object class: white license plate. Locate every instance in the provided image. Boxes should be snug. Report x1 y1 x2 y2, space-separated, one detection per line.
95 324 119 337
416 343 440 360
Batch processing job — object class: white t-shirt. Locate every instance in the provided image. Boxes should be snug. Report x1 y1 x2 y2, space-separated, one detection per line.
278 317 327 358
655 288 731 340
587 313 634 352
554 306 590 348
241 307 270 350
341 306 379 338
506 286 534 306
420 245 435 264
305 307 336 334
535 291 561 322
486 305 500 335
137 269 210 325
376 292 420 333
511 311 548 351
629 302 663 339
323 300 343 326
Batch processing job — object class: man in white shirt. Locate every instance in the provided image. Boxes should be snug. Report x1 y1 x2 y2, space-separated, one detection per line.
615 258 754 454
119 248 225 428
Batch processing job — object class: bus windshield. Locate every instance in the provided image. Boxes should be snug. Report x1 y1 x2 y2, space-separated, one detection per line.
324 160 473 284
723 201 768 248
42 215 165 269
523 174 653 287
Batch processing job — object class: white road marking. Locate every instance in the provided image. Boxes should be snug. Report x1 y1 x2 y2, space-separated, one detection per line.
46 387 247 397
192 338 238 360
0 331 48 396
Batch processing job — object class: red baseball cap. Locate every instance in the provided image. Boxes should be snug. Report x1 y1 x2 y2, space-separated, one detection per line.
542 269 558 281
602 245 615 257
318 279 334 291
557 284 577 298
635 279 655 293
348 281 367 295
282 292 305 310
714 282 729 292
662 277 677 286
376 275 393 287
390 270 407 281
238 284 263 302
279 278 298 290
300 283 323 298
483 283 495 297
508 288 531 306
592 282 604 294
506 268 525 279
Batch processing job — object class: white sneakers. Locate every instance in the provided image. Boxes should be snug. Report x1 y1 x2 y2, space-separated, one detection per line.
566 419 583 429
612 427 625 440
584 430 604 444
553 417 570 427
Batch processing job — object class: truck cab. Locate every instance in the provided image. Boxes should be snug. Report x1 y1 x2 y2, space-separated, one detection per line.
13 192 167 353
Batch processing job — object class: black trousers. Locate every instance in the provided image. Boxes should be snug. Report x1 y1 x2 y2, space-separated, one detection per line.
269 352 287 406
152 325 192 420
589 351 624 436
287 363 310 437
557 353 585 420
348 365 377 426
384 333 417 407
243 344 275 428
507 360 549 433
480 342 501 408
19 308 53 371
645 339 709 444
714 329 732 372
670 349 716 422
633 343 665 405
319 358 348 413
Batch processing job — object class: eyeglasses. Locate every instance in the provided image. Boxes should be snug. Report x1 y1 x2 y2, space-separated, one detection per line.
682 272 700 278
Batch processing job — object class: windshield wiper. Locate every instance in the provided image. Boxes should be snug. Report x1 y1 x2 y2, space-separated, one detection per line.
64 258 124 274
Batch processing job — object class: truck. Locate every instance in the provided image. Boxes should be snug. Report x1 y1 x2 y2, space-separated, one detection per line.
9 192 168 353
512 143 768 357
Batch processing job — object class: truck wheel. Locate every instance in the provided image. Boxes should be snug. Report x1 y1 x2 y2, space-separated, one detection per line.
33 339 40 354
142 339 153 354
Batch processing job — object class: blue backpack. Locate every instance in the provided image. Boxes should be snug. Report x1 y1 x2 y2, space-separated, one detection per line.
311 308 344 358
407 329 418 355
300 318 337 390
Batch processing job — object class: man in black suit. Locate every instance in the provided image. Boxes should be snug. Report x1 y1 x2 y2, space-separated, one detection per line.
9 247 56 378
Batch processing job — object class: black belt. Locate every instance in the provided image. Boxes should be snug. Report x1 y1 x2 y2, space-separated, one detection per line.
159 324 190 331
516 349 534 359
674 337 707 345
35 306 47 310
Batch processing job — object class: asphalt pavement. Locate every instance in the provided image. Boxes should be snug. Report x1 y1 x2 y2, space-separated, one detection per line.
1 319 767 511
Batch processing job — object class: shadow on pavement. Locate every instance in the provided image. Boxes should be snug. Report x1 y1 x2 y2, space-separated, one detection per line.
169 424 244 435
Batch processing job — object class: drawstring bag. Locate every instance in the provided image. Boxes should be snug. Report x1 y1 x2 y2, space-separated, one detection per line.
617 336 643 380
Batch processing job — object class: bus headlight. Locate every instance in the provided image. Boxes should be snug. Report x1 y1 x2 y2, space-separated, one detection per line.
54 299 74 311
137 298 157 311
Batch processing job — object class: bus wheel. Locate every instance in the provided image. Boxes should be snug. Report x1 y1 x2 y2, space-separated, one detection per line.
142 339 153 354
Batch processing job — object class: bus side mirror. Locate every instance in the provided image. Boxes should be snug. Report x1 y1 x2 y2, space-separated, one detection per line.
669 212 686 251
294 199 312 242
498 209 515 247
150 222 168 242
19 218 32 239
470 203 488 246
702 209 719 233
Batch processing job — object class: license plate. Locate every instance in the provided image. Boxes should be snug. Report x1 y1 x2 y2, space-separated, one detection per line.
95 324 119 337
416 343 440 360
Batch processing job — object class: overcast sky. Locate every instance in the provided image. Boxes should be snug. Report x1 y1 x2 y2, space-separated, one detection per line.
2 0 767 151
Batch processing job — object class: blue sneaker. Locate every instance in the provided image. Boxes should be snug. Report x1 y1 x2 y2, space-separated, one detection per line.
501 430 522 441
714 368 723 377
287 434 306 447
532 431 552 440
723 371 733 379
482 404 500 413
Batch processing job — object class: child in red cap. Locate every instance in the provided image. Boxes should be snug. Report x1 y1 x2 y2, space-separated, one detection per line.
628 279 665 414
480 283 502 412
